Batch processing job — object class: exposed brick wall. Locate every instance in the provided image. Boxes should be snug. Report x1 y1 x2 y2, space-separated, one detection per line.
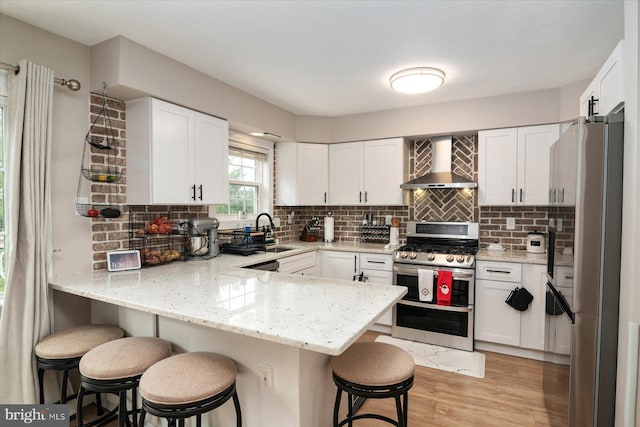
87 95 209 270
478 206 574 251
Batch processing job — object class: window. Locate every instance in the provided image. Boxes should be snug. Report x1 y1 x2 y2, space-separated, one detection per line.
215 142 271 218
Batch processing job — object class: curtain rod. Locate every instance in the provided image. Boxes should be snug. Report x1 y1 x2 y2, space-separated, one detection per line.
0 61 81 91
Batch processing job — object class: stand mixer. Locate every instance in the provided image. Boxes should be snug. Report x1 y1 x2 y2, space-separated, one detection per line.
186 218 220 260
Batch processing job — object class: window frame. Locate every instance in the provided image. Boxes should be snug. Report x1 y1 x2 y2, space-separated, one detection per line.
0 69 7 300
210 133 273 230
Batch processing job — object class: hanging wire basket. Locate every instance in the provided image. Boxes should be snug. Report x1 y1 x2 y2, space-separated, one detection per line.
80 167 123 183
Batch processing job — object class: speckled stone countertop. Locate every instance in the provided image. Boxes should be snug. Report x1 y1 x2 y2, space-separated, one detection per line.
476 248 574 267
50 241 405 356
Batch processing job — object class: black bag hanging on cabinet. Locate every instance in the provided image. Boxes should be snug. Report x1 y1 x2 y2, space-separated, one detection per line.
505 287 534 311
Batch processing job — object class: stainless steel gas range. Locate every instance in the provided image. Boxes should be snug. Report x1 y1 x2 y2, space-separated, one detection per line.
392 221 479 351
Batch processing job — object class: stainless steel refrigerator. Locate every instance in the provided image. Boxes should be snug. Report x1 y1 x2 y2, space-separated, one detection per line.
545 108 624 426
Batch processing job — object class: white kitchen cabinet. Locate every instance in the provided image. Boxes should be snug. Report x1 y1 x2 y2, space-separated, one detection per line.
276 142 328 206
359 253 394 327
579 40 624 117
328 138 405 206
519 264 547 351
478 124 559 206
126 97 229 205
549 125 578 206
319 251 359 281
278 251 317 276
476 261 522 346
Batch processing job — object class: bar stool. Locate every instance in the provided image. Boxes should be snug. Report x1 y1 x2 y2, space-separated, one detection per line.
331 342 415 427
77 337 172 427
138 352 242 427
35 324 124 404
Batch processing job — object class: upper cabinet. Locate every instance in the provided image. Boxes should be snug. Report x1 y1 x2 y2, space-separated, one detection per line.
276 142 329 206
126 98 229 205
478 124 559 206
549 126 578 206
329 138 405 206
579 40 624 117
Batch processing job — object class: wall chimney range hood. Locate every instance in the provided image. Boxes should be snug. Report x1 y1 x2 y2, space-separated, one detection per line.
400 136 477 189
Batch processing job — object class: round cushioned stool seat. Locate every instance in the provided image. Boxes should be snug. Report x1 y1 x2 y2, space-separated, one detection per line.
80 337 172 381
331 342 415 386
140 352 238 405
35 325 124 360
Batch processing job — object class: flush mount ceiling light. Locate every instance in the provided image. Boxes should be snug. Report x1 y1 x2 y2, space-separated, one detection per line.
389 67 445 94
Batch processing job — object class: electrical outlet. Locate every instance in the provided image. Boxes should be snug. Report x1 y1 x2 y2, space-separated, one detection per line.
259 364 273 393
506 217 516 230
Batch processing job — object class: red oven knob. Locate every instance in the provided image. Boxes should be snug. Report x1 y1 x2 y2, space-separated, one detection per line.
446 254 454 263
409 251 417 260
427 253 435 261
456 255 465 263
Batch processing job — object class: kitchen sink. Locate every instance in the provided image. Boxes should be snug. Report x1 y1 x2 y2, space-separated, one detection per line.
265 246 295 253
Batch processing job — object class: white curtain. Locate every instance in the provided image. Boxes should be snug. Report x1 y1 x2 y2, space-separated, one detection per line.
0 60 54 403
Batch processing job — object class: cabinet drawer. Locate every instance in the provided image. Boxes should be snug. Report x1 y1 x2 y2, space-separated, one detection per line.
476 261 521 282
359 253 393 271
554 266 574 288
278 252 316 274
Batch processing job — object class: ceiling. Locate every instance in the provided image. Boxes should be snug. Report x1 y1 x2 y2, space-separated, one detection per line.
0 0 625 117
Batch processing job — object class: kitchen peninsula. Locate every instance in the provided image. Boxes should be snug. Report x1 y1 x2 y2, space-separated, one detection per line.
49 246 406 427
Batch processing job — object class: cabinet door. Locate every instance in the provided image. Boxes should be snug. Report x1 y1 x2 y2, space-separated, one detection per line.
363 138 404 205
151 99 194 204
517 124 559 206
559 128 577 206
520 264 547 351
297 144 329 205
475 279 521 346
329 142 362 205
194 112 229 205
596 40 624 116
361 268 393 326
478 128 518 206
320 251 358 281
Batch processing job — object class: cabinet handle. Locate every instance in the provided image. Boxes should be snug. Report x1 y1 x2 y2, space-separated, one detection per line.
552 188 557 204
560 188 565 203
198 185 203 201
366 260 386 264
359 191 362 203
511 189 515 203
486 269 511 274
365 191 368 203
519 189 523 203
588 96 599 116
324 192 327 203
564 275 574 280
354 255 357 273
191 184 196 201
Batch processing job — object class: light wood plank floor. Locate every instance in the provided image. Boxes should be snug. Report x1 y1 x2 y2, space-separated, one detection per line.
355 331 569 427
73 331 569 426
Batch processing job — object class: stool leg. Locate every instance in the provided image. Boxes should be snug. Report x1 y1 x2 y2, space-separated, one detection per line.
232 390 242 427
96 393 104 416
60 369 69 404
402 391 409 427
395 395 404 427
132 386 138 427
118 390 127 427
37 367 45 404
138 408 146 427
196 415 202 427
76 386 85 427
178 419 185 427
347 393 353 427
332 388 342 427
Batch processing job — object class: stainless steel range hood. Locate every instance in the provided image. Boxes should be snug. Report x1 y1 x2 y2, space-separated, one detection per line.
401 136 477 189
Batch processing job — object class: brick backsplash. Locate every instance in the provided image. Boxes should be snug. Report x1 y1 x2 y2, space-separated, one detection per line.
87 95 208 270
479 206 574 252
273 205 410 244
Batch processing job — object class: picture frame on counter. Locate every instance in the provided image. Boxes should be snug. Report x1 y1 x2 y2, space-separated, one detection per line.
107 250 142 272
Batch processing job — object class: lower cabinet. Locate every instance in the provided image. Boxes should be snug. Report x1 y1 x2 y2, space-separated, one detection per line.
475 261 546 351
319 250 359 280
278 252 317 276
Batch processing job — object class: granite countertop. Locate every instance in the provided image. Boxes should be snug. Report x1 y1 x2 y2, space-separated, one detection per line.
476 248 574 267
50 241 405 356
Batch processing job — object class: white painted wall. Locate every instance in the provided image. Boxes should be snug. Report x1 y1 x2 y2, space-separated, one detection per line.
616 2 640 425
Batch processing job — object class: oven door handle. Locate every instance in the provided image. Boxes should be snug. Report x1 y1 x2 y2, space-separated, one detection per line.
398 300 473 313
393 266 474 281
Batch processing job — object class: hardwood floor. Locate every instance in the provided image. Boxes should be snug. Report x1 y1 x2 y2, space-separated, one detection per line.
354 331 569 427
72 331 569 426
